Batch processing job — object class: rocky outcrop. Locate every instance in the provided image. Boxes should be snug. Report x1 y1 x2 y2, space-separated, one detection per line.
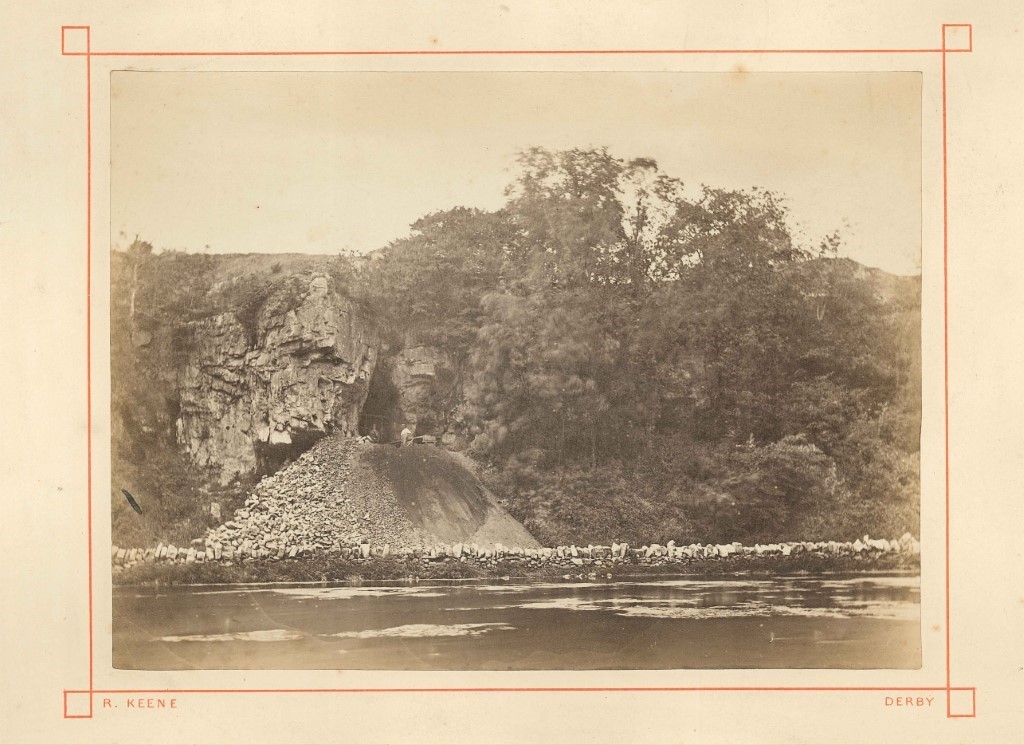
387 345 449 429
380 345 472 449
176 275 379 483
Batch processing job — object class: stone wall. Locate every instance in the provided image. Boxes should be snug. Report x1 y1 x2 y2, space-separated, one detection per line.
112 533 920 571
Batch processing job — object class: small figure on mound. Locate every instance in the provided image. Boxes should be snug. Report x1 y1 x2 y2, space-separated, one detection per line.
400 425 414 448
369 423 381 443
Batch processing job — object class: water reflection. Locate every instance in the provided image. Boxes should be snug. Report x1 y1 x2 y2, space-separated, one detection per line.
114 573 920 670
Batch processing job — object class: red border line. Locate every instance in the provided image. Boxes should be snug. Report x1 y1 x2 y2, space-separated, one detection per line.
64 21 975 720
85 24 94 710
62 47 968 58
93 687 959 694
63 689 94 719
947 687 976 718
61 23 96 720
941 23 953 718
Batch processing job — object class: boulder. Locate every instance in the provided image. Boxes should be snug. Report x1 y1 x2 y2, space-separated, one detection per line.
269 429 293 446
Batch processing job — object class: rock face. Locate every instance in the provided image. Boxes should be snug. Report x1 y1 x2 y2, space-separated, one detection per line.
176 275 379 483
379 345 472 449
387 345 450 430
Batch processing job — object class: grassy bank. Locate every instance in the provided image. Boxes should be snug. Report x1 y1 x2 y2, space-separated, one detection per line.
113 552 919 587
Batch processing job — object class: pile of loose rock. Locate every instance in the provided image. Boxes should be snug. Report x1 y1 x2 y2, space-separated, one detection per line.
112 533 920 570
209 437 433 553
112 438 437 571
112 433 922 572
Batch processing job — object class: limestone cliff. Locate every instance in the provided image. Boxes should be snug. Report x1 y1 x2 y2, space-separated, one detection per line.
373 345 473 449
176 274 379 483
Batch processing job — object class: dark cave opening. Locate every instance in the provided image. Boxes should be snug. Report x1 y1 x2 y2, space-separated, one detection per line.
358 362 402 444
253 429 325 477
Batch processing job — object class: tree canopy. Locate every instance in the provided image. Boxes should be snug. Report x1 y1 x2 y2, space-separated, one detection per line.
352 146 920 543
112 146 920 546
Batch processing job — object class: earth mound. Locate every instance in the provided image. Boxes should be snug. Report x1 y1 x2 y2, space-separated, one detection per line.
203 435 538 552
362 445 540 548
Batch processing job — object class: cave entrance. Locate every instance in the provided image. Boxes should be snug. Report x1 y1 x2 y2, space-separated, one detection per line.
254 429 324 478
358 362 402 444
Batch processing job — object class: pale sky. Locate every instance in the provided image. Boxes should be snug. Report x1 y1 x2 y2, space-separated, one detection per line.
111 71 921 275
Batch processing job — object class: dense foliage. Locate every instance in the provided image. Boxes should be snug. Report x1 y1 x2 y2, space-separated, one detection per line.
112 146 920 546
351 147 920 544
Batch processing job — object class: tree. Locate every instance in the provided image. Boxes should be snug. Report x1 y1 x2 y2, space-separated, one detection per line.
125 236 153 330
617 158 689 286
356 207 510 351
467 288 621 466
504 147 627 288
504 147 695 291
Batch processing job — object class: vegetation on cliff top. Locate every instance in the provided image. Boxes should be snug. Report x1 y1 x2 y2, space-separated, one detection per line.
112 146 919 549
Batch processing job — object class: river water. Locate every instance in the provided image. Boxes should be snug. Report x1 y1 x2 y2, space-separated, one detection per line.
113 573 920 670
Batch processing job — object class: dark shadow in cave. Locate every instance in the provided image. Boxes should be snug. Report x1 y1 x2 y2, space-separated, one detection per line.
254 429 325 478
358 360 402 444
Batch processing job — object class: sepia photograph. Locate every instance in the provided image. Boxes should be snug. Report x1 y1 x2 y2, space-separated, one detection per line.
109 70 922 671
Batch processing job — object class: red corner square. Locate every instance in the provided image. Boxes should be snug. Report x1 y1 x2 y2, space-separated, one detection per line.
61 26 90 56
942 24 972 52
63 690 93 719
947 687 976 718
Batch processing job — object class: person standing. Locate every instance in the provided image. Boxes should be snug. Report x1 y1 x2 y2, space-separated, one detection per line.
400 425 413 447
